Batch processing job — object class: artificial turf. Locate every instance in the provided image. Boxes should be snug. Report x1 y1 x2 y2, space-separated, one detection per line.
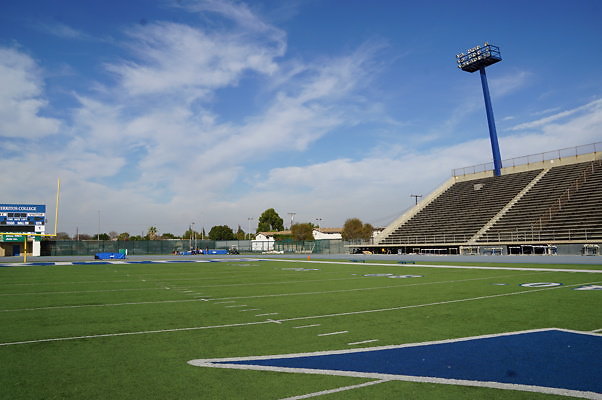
0 258 600 399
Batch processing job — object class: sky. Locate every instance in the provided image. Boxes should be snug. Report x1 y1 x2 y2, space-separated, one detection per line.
1 0 601 237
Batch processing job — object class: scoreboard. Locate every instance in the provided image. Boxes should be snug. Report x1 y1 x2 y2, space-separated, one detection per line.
0 204 46 234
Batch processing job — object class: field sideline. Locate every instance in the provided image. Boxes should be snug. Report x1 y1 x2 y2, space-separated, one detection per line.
0 258 600 399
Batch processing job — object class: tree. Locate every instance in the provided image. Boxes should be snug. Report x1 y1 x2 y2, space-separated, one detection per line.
257 208 284 232
56 232 71 240
98 233 110 241
208 225 235 241
235 225 246 240
117 232 130 241
161 232 177 239
147 226 158 240
362 223 374 240
182 228 198 240
108 231 119 240
291 223 314 241
341 218 373 241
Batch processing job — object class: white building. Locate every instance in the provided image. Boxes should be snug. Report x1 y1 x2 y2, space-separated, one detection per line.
312 228 342 240
251 232 282 252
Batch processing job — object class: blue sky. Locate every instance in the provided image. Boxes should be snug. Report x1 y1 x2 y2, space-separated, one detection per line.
1 0 601 236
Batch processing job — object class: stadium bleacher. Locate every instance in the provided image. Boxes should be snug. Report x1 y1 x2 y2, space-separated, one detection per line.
379 169 541 245
479 161 602 242
371 146 602 255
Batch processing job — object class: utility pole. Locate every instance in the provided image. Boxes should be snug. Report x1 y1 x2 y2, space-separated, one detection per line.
247 217 253 240
288 212 296 229
410 194 422 205
192 222 196 249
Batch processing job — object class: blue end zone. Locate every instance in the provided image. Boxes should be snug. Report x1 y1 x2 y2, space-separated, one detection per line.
212 329 602 395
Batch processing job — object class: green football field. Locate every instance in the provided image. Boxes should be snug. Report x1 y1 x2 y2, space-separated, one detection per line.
0 258 600 399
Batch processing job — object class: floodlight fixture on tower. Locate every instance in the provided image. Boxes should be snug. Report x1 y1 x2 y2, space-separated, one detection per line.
456 43 501 72
456 42 503 176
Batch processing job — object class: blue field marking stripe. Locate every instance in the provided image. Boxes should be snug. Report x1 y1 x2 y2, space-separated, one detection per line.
23 262 55 266
189 329 602 399
0 262 53 267
0 258 265 268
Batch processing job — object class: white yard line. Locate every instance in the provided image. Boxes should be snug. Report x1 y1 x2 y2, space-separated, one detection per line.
0 320 274 346
293 324 321 329
0 267 275 288
0 276 365 297
264 258 602 274
348 339 379 345
256 313 279 316
264 259 602 274
0 279 146 287
591 328 602 333
317 331 348 337
0 271 564 313
176 276 364 289
3 280 599 347
0 287 168 297
274 280 602 324
279 380 389 400
0 298 206 312
197 271 557 302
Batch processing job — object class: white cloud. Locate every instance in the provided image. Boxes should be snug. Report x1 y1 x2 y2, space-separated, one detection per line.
509 98 602 132
5 2 600 236
241 97 602 228
181 0 286 40
0 47 60 138
38 22 93 41
107 19 284 96
2 2 384 234
490 70 531 96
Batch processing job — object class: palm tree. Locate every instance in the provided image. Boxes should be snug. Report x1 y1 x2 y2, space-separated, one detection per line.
147 226 158 240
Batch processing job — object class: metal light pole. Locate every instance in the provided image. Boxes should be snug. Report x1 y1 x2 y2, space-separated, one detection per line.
191 222 196 249
247 217 253 240
457 43 503 176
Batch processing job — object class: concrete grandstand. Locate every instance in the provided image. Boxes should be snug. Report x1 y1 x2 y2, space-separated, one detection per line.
358 143 602 256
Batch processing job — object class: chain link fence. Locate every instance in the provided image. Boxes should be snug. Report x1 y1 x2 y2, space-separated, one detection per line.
41 239 350 256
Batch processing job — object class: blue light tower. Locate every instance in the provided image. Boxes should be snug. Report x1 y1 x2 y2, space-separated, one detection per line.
457 43 503 176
